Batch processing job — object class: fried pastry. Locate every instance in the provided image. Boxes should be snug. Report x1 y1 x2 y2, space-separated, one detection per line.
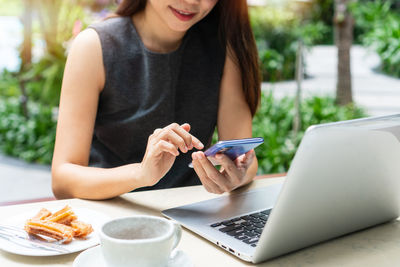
25 206 93 244
31 208 52 221
70 221 93 238
46 205 77 225
25 219 74 244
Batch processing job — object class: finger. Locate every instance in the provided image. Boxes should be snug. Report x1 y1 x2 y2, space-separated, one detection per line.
197 152 233 192
179 123 194 150
235 149 255 167
215 153 241 185
192 152 221 194
149 128 163 144
168 123 194 150
156 140 179 156
181 123 191 132
171 123 204 150
192 152 223 194
153 128 162 136
159 128 189 153
190 135 204 150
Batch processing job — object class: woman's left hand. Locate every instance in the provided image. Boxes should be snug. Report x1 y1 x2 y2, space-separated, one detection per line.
191 149 256 194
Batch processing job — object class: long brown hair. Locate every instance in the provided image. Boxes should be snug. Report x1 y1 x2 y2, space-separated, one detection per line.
116 0 261 116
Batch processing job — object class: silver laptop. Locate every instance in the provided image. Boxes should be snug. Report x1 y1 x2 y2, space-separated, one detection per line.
162 114 400 263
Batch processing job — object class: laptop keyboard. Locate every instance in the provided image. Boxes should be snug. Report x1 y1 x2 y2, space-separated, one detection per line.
210 209 272 247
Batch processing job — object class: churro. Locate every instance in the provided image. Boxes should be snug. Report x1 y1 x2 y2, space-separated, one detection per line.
24 206 93 244
46 205 77 225
70 221 93 238
31 208 52 221
25 219 74 244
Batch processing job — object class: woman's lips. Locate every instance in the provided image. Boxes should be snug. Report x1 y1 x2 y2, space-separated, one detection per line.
169 6 196 22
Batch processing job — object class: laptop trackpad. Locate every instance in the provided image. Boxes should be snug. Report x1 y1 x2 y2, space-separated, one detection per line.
162 182 283 225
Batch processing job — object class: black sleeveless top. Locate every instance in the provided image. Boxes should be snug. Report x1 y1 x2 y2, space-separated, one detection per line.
89 15 226 191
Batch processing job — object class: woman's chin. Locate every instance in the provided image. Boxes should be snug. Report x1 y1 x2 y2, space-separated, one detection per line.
167 22 195 33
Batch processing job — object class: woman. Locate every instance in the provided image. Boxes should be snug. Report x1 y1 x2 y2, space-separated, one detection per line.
52 0 261 199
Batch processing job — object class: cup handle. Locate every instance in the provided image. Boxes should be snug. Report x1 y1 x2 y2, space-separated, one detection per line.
171 221 182 250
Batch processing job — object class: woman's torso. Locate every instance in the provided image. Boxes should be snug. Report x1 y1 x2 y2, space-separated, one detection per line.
88 15 225 190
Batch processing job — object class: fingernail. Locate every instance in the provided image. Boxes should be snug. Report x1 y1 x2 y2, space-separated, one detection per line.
198 141 204 149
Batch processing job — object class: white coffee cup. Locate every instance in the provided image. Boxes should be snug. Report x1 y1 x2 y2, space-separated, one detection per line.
99 215 182 267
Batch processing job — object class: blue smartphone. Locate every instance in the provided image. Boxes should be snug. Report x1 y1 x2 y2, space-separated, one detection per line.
189 137 264 168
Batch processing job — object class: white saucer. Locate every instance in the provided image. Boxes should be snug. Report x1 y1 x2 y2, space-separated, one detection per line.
73 245 194 267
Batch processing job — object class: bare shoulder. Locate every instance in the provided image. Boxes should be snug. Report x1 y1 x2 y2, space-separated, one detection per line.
65 28 104 90
69 29 102 58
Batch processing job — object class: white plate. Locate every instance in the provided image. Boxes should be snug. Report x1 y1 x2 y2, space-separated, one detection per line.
0 207 110 256
73 245 194 267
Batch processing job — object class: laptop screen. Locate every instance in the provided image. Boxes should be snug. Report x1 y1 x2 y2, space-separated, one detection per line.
309 114 400 129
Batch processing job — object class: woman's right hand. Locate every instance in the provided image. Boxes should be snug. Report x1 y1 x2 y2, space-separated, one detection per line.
139 123 204 187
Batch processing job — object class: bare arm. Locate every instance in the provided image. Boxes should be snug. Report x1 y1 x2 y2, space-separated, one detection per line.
191 51 258 194
216 52 258 184
51 29 143 199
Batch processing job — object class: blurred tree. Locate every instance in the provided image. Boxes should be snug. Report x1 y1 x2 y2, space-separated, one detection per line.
19 0 34 118
334 0 354 105
34 0 63 58
21 0 32 68
19 0 95 107
291 0 314 136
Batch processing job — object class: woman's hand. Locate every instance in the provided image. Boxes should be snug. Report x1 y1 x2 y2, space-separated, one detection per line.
191 149 256 194
140 123 204 187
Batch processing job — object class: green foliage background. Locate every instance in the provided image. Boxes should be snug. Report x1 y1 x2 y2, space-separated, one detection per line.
253 92 366 174
0 1 373 173
351 0 400 78
212 91 366 174
250 6 329 82
0 98 56 164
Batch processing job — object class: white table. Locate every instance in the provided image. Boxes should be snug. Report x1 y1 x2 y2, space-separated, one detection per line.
1 177 400 266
